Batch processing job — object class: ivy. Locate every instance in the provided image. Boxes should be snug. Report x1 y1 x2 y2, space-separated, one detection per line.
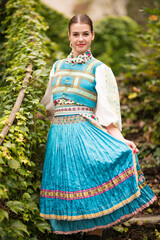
0 0 63 239
36 1 70 57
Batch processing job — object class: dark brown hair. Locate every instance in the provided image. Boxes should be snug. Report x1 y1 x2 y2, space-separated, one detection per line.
68 14 93 33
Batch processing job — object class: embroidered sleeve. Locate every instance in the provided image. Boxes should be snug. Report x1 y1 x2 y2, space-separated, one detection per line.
40 61 57 120
95 64 122 131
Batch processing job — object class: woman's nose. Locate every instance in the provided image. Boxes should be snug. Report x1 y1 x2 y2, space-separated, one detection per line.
78 35 83 41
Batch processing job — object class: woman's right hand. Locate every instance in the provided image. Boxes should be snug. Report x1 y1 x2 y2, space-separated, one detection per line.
36 110 51 120
36 112 46 120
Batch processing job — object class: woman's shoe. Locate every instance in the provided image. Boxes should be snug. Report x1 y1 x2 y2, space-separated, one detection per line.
102 228 113 240
82 232 102 240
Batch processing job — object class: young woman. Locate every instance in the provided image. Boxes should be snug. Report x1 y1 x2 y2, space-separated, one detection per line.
38 14 157 239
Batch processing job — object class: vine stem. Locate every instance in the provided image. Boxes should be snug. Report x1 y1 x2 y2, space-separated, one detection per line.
0 63 33 145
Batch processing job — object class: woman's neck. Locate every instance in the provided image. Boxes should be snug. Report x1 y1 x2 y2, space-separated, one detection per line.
72 51 83 58
72 48 91 58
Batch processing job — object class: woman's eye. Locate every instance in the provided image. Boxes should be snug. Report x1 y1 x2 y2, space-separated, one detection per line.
72 33 89 36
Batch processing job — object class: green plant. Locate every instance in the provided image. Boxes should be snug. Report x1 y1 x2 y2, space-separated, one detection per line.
92 16 139 75
0 0 63 239
120 5 160 167
37 1 70 57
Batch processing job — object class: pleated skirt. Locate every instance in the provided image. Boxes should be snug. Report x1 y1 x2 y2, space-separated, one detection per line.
39 115 157 234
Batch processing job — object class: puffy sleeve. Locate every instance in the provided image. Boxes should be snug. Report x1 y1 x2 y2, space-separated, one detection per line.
95 63 122 131
40 62 57 121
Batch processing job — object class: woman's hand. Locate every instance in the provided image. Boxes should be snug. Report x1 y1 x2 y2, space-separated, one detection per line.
36 112 46 120
122 139 139 153
105 123 139 154
35 110 51 120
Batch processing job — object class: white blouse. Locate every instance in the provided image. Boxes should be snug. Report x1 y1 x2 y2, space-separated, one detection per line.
41 62 122 131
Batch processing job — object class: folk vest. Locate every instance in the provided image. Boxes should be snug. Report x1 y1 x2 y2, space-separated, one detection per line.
51 58 103 108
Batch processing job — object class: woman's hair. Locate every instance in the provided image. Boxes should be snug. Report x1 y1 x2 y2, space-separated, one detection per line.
68 14 93 33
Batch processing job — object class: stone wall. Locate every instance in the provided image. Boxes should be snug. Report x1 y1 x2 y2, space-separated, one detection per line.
40 0 155 24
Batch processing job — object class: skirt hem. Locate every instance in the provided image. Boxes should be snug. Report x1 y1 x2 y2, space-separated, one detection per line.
51 195 157 235
40 189 141 220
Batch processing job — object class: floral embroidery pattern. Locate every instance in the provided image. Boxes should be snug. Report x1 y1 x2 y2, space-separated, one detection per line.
40 167 135 200
52 115 86 125
104 68 122 131
66 49 93 64
138 169 146 184
54 98 83 106
54 98 98 122
55 105 94 116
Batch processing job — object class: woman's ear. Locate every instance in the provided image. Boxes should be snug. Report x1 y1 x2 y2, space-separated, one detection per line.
92 30 95 41
68 31 71 41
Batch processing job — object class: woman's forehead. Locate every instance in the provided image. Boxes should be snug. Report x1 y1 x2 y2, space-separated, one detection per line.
70 23 91 32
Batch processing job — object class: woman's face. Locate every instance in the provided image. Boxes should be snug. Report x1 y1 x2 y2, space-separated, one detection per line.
68 23 95 57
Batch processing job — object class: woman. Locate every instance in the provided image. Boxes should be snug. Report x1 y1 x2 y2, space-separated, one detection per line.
38 14 157 239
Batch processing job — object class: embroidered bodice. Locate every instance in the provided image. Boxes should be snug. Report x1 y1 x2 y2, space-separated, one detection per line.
51 57 102 108
41 50 122 131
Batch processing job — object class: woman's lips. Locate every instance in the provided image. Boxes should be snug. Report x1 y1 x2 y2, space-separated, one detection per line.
77 44 85 47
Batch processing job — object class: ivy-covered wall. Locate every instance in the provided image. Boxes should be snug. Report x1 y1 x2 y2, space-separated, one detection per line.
0 0 63 239
37 1 70 56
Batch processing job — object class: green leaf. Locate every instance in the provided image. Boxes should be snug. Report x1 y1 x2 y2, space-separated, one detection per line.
5 76 16 82
0 185 8 199
12 66 26 72
0 157 5 164
147 208 153 213
36 221 51 233
31 99 39 104
23 192 31 199
26 202 38 213
6 201 24 213
123 221 131 227
0 209 9 222
3 142 16 150
8 159 20 169
113 225 125 233
23 213 30 221
10 220 29 236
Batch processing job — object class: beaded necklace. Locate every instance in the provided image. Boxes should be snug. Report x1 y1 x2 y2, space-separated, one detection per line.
66 49 93 64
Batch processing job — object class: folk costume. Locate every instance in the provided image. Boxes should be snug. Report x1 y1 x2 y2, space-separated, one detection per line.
39 49 157 234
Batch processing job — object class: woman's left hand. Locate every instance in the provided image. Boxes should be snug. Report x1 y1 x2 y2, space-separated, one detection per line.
105 123 139 153
123 139 139 153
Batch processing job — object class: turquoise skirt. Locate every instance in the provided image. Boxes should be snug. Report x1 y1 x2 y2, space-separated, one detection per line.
39 115 156 234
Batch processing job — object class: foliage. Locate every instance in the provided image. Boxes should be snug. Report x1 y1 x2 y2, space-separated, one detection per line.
120 5 160 167
92 16 140 75
37 1 70 57
112 224 160 240
0 0 63 239
0 0 8 43
0 0 9 85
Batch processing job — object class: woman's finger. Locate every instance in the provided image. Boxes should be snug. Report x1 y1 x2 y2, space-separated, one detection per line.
125 139 139 153
130 141 139 153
